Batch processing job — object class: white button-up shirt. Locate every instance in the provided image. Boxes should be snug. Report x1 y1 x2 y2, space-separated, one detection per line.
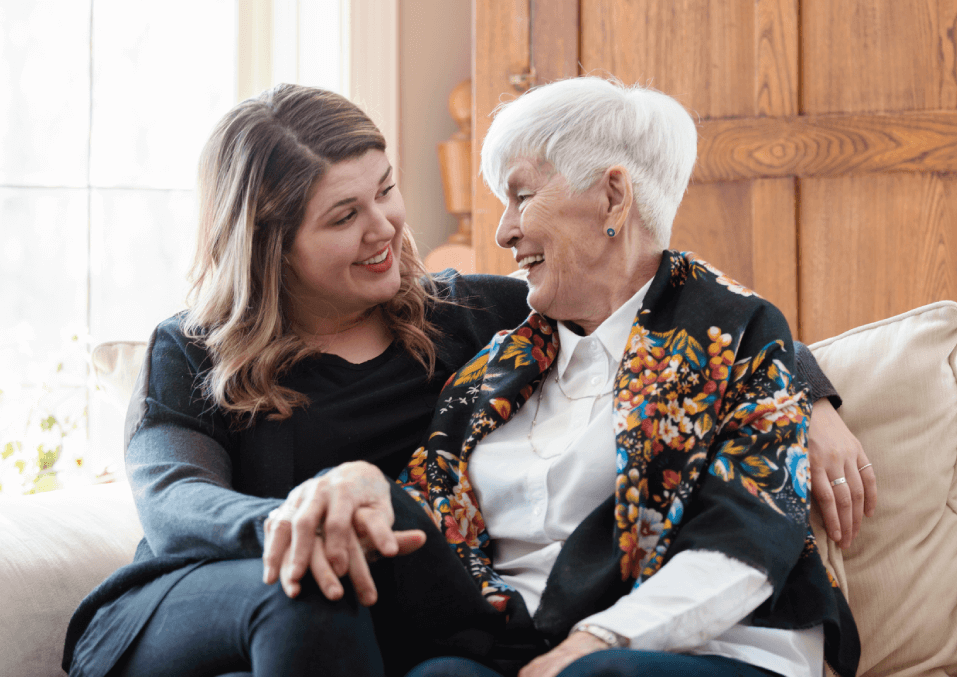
469 282 823 677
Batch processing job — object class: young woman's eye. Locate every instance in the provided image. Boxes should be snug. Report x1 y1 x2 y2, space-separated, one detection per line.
334 208 358 226
379 183 396 198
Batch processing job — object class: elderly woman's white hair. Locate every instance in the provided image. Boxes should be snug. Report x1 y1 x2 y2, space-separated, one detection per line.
480 77 697 249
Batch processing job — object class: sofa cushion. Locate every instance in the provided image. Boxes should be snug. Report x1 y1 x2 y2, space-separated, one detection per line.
809 301 957 677
0 482 143 676
91 340 147 411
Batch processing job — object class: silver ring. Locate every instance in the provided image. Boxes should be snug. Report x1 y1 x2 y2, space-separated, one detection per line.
830 477 847 487
858 463 873 472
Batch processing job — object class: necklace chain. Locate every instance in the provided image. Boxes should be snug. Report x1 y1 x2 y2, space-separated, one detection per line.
527 368 613 456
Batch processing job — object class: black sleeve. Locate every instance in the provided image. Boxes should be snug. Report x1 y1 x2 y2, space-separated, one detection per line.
124 316 282 560
794 340 842 408
427 270 531 371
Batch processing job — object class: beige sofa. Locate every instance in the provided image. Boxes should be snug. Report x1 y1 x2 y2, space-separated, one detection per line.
2 301 955 677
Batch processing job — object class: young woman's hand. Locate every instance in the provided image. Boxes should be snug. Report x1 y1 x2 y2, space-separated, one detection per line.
807 398 877 549
261 461 425 604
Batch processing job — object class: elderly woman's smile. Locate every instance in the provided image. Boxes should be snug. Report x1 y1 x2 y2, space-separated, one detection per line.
495 157 659 335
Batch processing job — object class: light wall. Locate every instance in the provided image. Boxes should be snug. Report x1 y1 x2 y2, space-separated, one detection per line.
398 0 471 256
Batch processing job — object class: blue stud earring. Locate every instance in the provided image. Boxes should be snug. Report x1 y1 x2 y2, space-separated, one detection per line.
606 227 616 237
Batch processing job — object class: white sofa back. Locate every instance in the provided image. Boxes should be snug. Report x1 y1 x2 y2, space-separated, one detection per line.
810 300 957 677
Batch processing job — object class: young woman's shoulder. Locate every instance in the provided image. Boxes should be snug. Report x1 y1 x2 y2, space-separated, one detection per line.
425 269 531 361
151 312 214 375
429 268 530 310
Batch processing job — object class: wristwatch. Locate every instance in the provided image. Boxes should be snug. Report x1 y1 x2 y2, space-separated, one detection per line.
570 622 629 648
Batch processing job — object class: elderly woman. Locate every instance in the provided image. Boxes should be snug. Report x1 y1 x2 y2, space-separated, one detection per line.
283 78 860 677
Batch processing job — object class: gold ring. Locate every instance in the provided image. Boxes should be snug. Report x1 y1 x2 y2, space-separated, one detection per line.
858 463 873 472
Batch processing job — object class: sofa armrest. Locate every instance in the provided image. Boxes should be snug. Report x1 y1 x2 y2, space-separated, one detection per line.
0 482 143 677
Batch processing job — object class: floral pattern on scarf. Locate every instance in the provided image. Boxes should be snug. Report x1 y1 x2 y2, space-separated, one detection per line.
399 251 809 599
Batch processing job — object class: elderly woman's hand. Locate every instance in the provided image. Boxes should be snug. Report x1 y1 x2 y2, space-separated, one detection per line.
518 632 610 677
807 398 877 549
262 461 426 605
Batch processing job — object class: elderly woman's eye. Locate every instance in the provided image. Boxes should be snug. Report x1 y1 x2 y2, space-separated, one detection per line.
516 191 533 206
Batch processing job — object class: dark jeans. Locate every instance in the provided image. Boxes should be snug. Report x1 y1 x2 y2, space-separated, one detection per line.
406 652 782 677
106 558 380 676
106 485 502 677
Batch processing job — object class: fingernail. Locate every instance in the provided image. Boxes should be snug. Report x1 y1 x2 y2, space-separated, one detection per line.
831 531 841 542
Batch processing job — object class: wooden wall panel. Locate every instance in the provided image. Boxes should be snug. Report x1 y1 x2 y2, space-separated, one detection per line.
752 178 798 332
672 180 799 332
580 0 756 118
671 183 754 285
756 0 798 117
472 0 530 275
803 0 954 114
800 173 957 343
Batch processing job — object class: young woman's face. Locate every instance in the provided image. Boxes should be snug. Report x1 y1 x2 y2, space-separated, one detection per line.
285 149 406 329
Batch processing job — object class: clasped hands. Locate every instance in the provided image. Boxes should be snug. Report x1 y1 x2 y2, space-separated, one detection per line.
261 460 425 605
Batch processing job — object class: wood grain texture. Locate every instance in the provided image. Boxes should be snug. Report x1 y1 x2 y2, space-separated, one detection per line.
472 0 530 274
670 180 799 335
938 0 957 108
753 0 799 334
531 0 579 84
751 178 798 335
695 111 957 182
803 0 946 113
800 173 957 343
756 0 798 117
670 182 755 286
580 0 755 118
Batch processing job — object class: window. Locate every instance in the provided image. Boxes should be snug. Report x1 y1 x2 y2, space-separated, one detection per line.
0 0 370 494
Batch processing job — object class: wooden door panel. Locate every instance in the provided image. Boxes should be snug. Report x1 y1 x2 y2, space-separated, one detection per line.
803 0 957 113
800 173 957 343
580 0 757 118
672 179 798 332
473 0 530 275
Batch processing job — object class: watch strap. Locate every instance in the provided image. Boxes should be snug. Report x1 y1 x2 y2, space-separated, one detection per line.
571 622 629 648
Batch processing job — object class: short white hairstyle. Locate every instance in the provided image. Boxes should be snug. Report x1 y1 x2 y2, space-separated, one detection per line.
480 77 697 249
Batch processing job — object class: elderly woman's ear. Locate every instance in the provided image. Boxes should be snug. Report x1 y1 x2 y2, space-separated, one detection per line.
601 165 635 237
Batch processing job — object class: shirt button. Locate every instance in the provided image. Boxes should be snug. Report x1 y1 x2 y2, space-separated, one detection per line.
533 506 542 516
590 376 602 386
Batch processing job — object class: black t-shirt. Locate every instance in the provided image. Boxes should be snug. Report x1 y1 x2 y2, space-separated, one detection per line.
269 270 531 479
140 271 533 500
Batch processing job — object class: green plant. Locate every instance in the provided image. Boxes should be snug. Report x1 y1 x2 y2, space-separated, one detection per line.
0 331 91 495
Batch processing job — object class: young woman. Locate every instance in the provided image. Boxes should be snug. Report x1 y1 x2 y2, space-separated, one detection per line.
62 84 869 677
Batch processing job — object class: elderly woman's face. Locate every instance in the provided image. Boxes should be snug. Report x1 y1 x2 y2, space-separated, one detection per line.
496 158 616 330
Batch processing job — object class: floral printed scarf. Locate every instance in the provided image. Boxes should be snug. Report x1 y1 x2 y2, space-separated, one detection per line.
397 251 859 677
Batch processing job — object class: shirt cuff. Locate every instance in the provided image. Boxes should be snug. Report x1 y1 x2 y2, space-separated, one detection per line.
579 550 772 652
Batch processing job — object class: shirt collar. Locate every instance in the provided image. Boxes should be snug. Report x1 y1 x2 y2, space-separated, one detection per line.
554 278 653 380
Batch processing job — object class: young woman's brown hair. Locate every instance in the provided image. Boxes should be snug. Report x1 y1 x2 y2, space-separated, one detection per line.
185 84 438 423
